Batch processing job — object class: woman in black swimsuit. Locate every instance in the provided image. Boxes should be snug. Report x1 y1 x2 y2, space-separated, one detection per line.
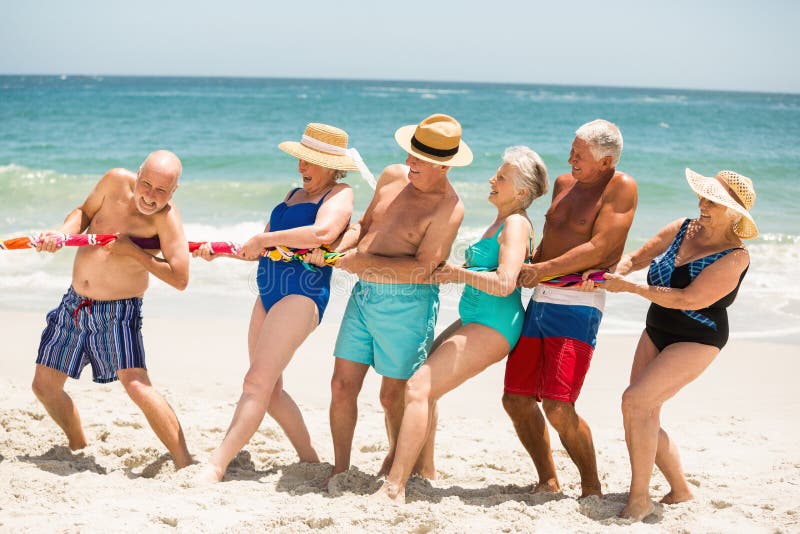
601 168 757 521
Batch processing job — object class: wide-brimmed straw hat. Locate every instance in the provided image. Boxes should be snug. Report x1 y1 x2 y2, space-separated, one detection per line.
394 114 473 167
279 123 360 171
685 168 758 239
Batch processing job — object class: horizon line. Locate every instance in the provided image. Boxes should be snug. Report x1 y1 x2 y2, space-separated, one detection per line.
1 72 797 97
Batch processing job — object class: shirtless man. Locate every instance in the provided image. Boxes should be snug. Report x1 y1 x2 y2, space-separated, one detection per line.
32 150 192 468
502 120 638 497
323 114 470 481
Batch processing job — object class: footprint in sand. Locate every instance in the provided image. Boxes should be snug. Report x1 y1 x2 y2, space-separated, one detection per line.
711 499 733 509
113 419 142 429
359 443 384 453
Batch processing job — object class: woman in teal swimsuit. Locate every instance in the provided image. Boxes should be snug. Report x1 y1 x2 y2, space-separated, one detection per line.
374 146 549 503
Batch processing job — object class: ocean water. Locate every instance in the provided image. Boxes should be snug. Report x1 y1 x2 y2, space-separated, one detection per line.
1 76 798 341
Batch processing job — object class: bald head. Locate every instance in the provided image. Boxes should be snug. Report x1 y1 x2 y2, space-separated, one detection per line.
140 150 182 187
134 150 181 215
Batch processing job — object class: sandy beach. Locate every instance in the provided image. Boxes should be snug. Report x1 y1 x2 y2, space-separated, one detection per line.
1 290 798 533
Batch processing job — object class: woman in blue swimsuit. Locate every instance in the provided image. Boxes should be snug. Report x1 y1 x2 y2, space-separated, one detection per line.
374 146 549 503
193 123 371 483
602 168 757 521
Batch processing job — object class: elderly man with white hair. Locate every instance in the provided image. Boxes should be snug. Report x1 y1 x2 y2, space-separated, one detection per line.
503 119 638 498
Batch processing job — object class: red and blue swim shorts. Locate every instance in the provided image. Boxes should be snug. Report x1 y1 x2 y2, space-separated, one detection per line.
504 285 604 403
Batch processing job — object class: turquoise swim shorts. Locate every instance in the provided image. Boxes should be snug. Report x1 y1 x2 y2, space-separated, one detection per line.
334 280 439 379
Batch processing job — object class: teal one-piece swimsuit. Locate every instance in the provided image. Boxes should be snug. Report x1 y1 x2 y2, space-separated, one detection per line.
458 223 527 349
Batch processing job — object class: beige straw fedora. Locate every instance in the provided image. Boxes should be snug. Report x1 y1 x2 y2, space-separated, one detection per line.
394 114 473 167
685 168 758 239
279 123 360 171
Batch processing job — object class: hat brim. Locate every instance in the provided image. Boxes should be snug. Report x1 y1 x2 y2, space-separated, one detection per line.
278 141 359 171
685 168 758 239
394 125 473 167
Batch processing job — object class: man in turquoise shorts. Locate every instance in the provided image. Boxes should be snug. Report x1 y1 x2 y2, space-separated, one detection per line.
323 114 471 483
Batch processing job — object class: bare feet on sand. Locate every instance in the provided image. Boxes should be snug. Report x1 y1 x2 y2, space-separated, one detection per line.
580 484 603 498
660 489 693 504
194 462 225 484
370 481 405 505
531 478 561 494
619 496 656 522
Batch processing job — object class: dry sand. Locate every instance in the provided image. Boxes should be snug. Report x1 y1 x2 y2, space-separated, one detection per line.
1 301 799 533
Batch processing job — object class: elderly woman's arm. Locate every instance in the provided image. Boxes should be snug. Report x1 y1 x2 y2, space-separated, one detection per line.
604 248 749 310
433 214 531 296
239 184 354 259
614 218 686 275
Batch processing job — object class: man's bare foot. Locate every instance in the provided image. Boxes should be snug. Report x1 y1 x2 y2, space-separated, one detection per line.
619 496 655 521
68 438 88 451
531 478 561 494
411 464 436 481
173 452 194 470
376 454 394 477
316 466 347 490
194 462 224 484
580 484 603 498
660 489 693 504
370 481 405 505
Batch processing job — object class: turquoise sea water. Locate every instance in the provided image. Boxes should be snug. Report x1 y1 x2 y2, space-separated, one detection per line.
1 76 799 340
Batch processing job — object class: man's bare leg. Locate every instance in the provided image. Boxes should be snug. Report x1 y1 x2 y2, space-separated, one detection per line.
502 393 560 493
117 368 192 468
542 399 601 497
377 376 406 477
328 357 369 478
31 364 87 450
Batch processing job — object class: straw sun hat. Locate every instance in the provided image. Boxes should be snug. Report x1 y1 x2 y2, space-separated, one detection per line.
685 168 758 239
395 114 473 167
279 123 361 171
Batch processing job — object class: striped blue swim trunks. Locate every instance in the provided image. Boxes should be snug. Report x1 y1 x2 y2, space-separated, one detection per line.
36 287 146 383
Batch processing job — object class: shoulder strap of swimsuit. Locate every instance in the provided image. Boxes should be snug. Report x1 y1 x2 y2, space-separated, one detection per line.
316 186 336 205
285 187 302 201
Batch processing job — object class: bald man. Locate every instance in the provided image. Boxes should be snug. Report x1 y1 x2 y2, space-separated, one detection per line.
32 150 192 468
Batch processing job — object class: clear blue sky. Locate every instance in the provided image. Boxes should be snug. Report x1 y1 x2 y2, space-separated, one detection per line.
2 0 798 93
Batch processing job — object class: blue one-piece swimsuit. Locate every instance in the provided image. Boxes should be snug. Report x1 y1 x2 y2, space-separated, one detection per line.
645 218 747 351
256 188 334 319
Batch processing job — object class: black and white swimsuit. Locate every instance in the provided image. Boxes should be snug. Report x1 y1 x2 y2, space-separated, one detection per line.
645 219 747 351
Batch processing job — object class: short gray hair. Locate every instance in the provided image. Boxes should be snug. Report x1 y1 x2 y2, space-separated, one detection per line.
503 146 549 209
333 169 347 181
575 119 623 166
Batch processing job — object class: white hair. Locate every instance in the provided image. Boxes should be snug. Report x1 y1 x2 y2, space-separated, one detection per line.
575 119 623 166
502 146 549 209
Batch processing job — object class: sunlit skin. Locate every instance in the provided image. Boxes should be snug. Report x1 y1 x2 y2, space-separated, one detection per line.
503 130 637 500
598 179 750 522
371 161 534 504
305 150 464 490
30 150 192 469
192 151 353 484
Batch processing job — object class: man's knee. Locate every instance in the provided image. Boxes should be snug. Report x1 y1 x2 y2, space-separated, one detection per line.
502 392 533 419
542 398 576 429
379 380 406 412
118 369 151 404
32 366 64 401
330 372 362 404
